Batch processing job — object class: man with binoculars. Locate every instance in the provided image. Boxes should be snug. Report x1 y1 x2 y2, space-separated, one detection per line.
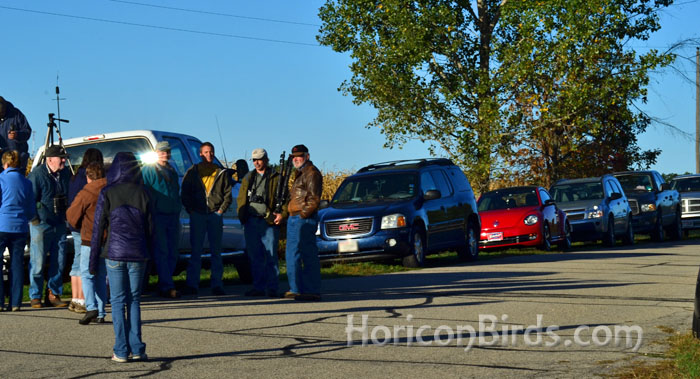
27 145 72 308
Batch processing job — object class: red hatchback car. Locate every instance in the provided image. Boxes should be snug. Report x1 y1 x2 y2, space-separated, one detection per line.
477 186 572 251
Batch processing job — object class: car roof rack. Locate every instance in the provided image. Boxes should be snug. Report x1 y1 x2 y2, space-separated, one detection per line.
357 158 453 173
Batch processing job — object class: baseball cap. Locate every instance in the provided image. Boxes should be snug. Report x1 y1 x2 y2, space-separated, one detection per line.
251 148 267 160
155 141 171 152
290 144 308 157
45 145 68 158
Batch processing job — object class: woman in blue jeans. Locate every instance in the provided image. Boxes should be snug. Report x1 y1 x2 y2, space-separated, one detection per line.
90 152 153 362
0 151 35 311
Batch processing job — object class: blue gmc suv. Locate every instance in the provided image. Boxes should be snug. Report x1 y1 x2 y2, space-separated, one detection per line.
315 159 480 267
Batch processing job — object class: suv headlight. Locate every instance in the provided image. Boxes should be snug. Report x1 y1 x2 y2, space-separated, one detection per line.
524 215 538 225
381 214 407 229
588 206 603 218
640 203 656 212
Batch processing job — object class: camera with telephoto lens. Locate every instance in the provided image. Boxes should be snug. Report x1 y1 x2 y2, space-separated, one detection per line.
250 194 266 204
53 195 67 215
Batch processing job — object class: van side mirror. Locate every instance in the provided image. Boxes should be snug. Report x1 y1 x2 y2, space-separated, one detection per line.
424 190 442 201
609 192 622 201
319 200 329 209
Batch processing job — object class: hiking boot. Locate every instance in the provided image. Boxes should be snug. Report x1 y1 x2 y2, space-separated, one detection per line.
130 353 148 361
95 317 106 324
30 299 42 308
79 310 99 325
282 291 299 299
46 290 68 308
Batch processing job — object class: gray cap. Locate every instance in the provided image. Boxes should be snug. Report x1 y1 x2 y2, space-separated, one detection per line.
155 141 171 151
251 148 267 160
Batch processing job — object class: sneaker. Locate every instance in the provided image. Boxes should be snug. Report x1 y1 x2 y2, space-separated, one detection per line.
74 303 87 313
68 301 76 312
111 354 128 363
282 291 299 299
11 307 20 312
30 299 42 308
131 353 148 361
79 310 99 325
294 294 322 302
95 317 106 324
211 287 226 296
46 290 68 308
244 289 265 297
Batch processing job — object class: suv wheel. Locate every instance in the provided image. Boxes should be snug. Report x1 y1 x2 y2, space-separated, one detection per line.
603 217 616 247
668 210 683 241
651 212 664 242
457 222 479 262
621 217 634 245
559 222 572 250
402 227 426 268
540 223 552 251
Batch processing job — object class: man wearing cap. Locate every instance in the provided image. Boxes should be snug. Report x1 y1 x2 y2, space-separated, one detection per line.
142 141 182 298
181 142 232 296
284 144 323 301
236 148 287 297
27 144 72 308
0 96 32 171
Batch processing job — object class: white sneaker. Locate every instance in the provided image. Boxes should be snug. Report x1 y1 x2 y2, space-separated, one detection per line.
111 354 128 363
131 353 148 361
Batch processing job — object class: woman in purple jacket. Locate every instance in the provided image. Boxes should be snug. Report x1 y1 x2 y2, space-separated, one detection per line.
0 151 36 311
90 152 153 362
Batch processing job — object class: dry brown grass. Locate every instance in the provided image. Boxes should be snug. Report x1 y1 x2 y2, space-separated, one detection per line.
321 169 351 201
614 328 700 378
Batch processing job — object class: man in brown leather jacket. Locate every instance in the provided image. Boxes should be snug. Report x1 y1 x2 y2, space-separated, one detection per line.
284 144 323 301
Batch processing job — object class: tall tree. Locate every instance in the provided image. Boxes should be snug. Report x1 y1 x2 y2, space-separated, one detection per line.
318 0 673 192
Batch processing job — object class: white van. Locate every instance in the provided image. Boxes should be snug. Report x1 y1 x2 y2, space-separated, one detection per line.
30 129 250 281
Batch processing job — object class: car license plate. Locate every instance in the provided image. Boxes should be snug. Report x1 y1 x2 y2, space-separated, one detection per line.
338 239 359 253
487 232 503 242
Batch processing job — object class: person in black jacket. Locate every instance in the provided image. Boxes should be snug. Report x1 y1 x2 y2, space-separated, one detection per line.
0 96 32 171
90 151 153 362
180 142 232 296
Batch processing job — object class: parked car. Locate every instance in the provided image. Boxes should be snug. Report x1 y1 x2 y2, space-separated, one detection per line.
670 174 700 236
477 186 571 251
29 130 251 282
550 175 633 246
613 170 682 241
315 158 480 267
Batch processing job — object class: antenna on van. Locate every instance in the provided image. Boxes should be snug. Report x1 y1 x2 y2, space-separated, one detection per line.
215 115 229 168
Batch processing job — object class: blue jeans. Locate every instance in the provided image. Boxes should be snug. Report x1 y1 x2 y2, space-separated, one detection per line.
0 232 27 308
186 211 223 289
29 222 67 300
285 215 321 295
69 231 82 277
153 213 180 292
244 217 280 292
106 259 146 359
80 245 107 317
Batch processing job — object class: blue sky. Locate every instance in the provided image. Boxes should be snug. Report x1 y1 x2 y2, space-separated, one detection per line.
1 0 698 176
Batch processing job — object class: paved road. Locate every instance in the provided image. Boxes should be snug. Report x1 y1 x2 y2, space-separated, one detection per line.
1 239 697 378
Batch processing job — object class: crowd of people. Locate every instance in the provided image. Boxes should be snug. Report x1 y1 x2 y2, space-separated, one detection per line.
0 96 324 363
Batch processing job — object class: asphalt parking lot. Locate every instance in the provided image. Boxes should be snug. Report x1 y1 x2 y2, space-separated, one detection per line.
1 239 697 378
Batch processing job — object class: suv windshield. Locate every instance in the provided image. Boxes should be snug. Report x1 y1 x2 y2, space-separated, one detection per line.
551 182 604 202
64 137 153 169
671 177 700 192
333 173 418 203
616 174 654 193
478 187 539 211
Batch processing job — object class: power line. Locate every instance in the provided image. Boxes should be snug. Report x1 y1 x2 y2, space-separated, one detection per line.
107 0 321 28
0 5 320 47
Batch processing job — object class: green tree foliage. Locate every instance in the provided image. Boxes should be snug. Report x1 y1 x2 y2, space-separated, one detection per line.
318 0 673 191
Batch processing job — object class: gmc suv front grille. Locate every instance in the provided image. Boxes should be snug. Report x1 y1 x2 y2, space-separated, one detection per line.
628 199 639 215
683 198 700 214
325 217 374 237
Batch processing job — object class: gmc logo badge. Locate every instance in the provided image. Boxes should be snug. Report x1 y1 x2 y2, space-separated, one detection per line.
339 223 360 231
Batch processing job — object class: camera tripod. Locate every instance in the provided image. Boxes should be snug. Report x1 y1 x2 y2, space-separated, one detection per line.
43 113 75 175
